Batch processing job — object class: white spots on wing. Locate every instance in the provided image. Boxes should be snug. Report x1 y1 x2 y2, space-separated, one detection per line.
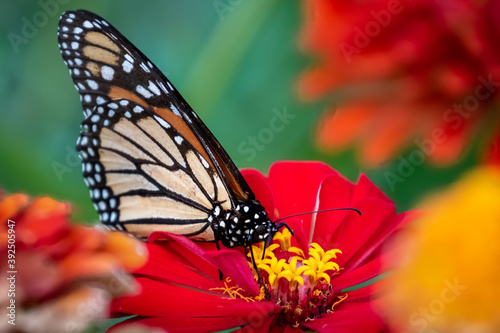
103 120 109 126
122 60 133 73
108 103 118 109
214 206 221 216
174 136 183 145
243 206 249 213
136 85 153 98
101 20 109 27
147 61 153 69
62 42 68 49
74 27 83 34
220 221 225 228
87 79 98 90
67 59 74 66
93 188 100 199
73 68 80 75
167 81 174 91
110 211 117 222
254 213 259 219
81 136 88 146
83 20 93 28
125 111 132 118
171 104 181 116
108 110 115 117
133 105 143 113
101 212 109 222
119 100 129 106
71 42 79 49
66 18 73 23
84 95 91 103
101 65 114 80
159 82 169 94
62 26 69 32
200 156 209 168
140 62 150 73
64 50 71 55
95 173 102 183
98 201 107 211
102 188 109 199
91 115 100 123
74 58 83 65
88 147 95 156
125 54 134 63
96 96 106 105
148 81 161 96
110 198 116 209
77 82 85 90
154 115 170 129
85 70 91 77
69 13 75 19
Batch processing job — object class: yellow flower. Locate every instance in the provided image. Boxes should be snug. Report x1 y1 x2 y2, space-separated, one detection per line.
383 167 500 333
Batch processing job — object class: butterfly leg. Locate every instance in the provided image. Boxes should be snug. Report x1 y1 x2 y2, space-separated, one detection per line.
248 236 270 299
214 237 224 281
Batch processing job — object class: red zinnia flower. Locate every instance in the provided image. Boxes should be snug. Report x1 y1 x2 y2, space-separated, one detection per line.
110 161 415 332
298 0 500 166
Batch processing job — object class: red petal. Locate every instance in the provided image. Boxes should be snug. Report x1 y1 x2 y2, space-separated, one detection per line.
147 232 219 279
313 173 353 248
268 161 335 235
242 168 276 220
134 243 219 291
346 211 418 271
111 278 279 332
351 174 390 204
332 256 384 292
303 302 386 333
205 249 260 296
329 198 395 270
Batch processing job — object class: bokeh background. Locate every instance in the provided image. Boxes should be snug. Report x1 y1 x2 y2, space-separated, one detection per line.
0 0 483 226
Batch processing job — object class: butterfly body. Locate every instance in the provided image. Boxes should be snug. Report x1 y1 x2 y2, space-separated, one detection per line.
59 10 281 248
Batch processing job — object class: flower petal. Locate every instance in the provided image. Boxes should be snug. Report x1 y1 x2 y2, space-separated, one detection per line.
242 168 276 220
329 198 395 271
268 161 336 235
111 278 280 332
303 302 386 333
205 249 261 296
313 173 352 248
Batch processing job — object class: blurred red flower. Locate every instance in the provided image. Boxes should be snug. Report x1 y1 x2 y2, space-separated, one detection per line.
0 192 147 333
298 0 500 166
110 161 415 333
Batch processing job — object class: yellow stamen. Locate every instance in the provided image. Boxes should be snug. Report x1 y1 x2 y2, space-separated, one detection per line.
247 242 279 266
259 256 291 286
284 256 308 286
288 246 305 258
274 228 293 250
210 278 255 302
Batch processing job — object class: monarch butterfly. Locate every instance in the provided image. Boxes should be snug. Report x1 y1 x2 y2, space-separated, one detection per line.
57 10 291 253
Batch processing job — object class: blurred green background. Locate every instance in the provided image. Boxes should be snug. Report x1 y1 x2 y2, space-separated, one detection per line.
0 0 477 225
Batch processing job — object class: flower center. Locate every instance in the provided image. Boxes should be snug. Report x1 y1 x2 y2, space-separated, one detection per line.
215 229 347 328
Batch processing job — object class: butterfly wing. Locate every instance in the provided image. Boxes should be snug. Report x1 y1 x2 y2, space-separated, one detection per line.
58 10 254 240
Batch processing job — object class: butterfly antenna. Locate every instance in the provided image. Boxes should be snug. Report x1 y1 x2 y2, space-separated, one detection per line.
274 207 361 225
